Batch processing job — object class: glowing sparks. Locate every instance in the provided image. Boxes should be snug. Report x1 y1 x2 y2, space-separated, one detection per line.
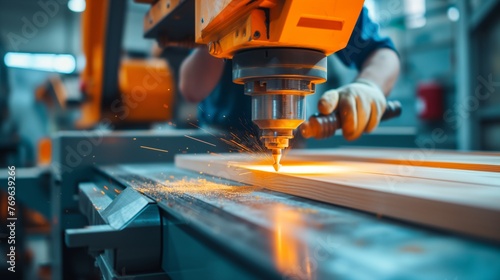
140 145 169 153
219 132 269 160
220 138 253 153
184 135 217 147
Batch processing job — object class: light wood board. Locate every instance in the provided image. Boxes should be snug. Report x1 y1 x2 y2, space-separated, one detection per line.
175 148 500 241
290 148 500 172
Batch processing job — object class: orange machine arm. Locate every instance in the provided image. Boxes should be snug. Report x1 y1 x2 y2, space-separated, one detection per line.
195 0 365 58
78 0 108 128
78 0 175 128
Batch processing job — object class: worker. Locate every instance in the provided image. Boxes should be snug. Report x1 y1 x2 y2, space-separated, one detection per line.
179 7 400 142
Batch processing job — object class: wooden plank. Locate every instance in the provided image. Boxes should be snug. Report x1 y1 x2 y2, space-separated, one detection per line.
289 148 500 172
175 149 500 241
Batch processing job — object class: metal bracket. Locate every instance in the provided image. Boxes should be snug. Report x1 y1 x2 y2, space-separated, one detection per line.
65 184 165 278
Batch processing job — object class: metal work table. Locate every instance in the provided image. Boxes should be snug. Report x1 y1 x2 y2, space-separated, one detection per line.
67 163 500 280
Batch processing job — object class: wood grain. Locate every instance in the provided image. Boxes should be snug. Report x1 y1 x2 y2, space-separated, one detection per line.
175 149 500 241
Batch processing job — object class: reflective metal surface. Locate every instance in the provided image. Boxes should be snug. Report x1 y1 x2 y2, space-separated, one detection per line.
98 164 500 280
51 130 232 280
232 48 327 164
251 93 305 156
66 183 164 277
245 79 316 95
252 94 306 124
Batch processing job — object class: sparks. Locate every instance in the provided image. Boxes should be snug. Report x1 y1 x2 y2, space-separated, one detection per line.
140 145 169 153
220 138 252 153
219 131 269 160
184 135 217 147
189 122 217 137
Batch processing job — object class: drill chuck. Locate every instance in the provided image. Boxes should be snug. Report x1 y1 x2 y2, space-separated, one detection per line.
232 48 328 152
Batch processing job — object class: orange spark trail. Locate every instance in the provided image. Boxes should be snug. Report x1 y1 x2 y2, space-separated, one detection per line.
140 146 169 153
220 138 253 153
189 122 217 137
184 135 217 147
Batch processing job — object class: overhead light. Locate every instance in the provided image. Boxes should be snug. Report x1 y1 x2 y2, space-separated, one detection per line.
404 0 427 29
68 0 86 13
4 52 76 74
447 7 460 22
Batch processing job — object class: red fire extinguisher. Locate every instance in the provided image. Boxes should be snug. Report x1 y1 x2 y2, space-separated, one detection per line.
416 81 444 120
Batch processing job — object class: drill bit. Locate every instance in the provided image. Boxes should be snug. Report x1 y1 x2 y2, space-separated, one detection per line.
272 149 282 172
262 134 289 171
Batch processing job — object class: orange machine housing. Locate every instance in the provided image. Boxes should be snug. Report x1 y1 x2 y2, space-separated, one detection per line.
117 59 174 122
195 0 365 59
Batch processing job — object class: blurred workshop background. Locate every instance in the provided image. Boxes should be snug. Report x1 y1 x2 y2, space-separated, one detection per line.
0 0 499 279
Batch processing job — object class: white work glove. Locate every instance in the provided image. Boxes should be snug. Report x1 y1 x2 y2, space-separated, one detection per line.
318 79 387 141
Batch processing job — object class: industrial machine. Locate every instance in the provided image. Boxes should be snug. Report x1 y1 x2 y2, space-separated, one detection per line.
144 0 366 170
144 0 401 170
197 0 363 170
78 0 176 129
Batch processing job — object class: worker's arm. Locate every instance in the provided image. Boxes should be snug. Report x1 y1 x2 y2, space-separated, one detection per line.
318 48 400 141
356 48 400 96
179 46 225 103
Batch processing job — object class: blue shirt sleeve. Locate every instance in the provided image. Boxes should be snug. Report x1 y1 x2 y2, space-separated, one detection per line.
336 7 397 70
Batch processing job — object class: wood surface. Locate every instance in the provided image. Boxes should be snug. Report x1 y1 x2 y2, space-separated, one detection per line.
289 148 500 172
175 148 500 241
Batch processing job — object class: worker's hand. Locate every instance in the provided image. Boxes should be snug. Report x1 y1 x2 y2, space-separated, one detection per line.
318 79 387 141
